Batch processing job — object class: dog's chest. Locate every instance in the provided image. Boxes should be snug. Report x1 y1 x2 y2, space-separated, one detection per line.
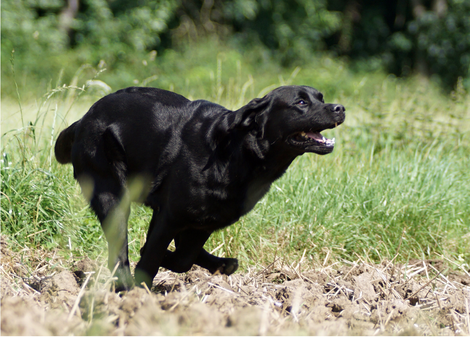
242 180 272 215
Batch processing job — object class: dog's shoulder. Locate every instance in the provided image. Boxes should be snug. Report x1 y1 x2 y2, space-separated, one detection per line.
188 99 229 117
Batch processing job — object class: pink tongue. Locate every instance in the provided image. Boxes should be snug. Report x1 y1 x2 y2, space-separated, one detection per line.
306 132 323 140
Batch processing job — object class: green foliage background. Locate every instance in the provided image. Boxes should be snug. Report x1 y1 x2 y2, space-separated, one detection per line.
1 0 469 268
2 0 470 98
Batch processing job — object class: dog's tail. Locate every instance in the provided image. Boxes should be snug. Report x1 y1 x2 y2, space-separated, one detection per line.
54 121 79 164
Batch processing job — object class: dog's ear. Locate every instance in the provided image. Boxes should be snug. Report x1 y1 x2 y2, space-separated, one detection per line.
208 95 271 159
228 96 270 132
231 96 271 159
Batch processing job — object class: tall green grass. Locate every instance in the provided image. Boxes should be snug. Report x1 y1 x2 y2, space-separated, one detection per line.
1 50 469 270
230 136 470 264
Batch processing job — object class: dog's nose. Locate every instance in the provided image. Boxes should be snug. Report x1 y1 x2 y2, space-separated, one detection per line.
332 105 345 113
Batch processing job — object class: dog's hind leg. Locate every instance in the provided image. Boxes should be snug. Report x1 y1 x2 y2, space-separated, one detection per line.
89 179 134 291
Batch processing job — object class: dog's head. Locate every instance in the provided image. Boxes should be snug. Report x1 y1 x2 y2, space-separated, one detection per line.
227 85 345 158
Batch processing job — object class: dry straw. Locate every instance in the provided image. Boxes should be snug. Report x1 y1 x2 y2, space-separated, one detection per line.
1 236 469 335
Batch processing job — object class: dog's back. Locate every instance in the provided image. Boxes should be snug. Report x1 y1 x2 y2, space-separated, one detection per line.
55 87 193 171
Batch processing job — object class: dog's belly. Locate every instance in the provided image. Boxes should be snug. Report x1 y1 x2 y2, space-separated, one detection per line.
176 195 244 231
162 180 272 231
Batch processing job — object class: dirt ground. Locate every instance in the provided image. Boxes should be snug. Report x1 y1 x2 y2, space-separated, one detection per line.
1 237 469 336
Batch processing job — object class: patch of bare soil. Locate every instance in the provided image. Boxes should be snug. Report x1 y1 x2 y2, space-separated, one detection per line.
1 237 469 335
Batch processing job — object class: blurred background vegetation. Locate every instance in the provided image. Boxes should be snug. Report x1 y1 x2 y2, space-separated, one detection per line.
1 0 469 266
2 0 470 100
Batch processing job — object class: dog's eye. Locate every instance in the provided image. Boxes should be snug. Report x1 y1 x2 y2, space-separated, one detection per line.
296 100 307 105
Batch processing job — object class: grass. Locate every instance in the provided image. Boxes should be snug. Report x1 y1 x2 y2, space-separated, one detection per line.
1 45 469 274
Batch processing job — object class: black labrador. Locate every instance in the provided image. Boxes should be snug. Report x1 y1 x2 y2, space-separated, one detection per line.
55 85 345 290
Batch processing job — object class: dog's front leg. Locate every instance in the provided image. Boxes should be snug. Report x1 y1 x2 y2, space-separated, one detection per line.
159 229 238 276
160 228 212 273
195 249 239 275
134 212 177 289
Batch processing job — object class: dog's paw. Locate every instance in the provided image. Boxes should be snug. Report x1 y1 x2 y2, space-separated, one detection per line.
215 258 238 276
114 279 134 292
115 282 133 292
114 269 135 292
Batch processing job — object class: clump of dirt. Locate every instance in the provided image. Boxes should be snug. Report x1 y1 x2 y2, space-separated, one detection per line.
1 236 469 335
1 296 86 335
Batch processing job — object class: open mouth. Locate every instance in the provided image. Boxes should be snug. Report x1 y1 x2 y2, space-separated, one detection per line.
294 131 335 147
287 130 336 154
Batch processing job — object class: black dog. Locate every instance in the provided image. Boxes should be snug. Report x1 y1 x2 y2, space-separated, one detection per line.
55 85 345 290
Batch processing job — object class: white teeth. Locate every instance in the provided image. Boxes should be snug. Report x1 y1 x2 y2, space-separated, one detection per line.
327 138 336 146
296 132 336 146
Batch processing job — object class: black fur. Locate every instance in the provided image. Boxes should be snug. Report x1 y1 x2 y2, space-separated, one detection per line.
55 85 345 290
